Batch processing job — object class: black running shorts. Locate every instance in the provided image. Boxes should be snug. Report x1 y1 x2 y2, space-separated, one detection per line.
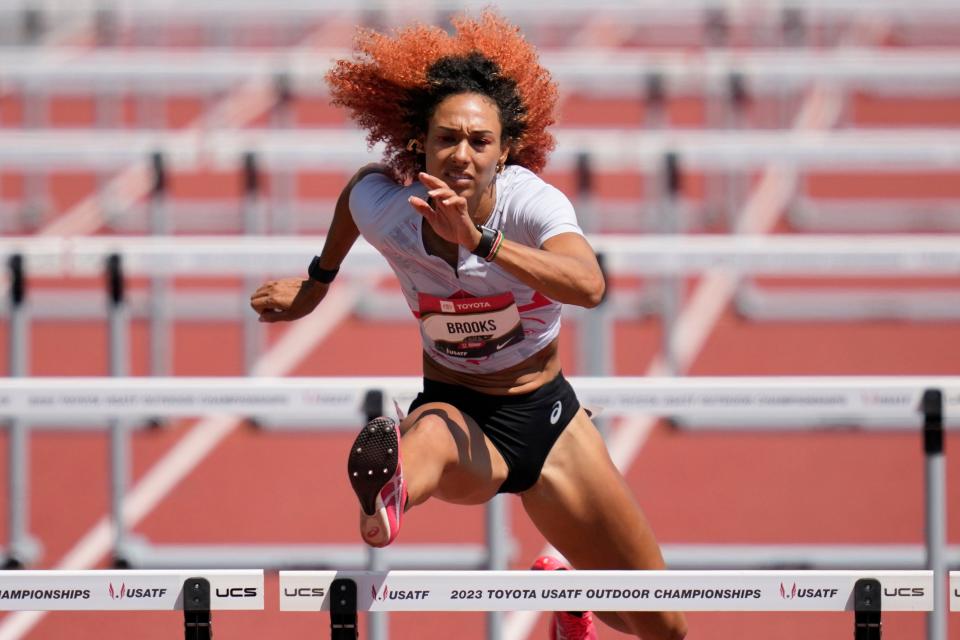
408 372 581 494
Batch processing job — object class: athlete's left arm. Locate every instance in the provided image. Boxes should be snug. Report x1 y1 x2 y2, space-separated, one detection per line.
491 232 605 308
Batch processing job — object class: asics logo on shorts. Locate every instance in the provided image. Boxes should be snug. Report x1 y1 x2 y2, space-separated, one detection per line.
550 400 562 425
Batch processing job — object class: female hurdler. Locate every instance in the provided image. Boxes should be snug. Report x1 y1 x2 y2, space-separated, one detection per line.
251 12 687 640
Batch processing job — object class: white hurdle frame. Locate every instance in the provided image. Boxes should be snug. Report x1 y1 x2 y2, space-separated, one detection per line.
4 231 959 380
6 0 960 49
4 128 960 242
2 376 955 639
4 49 960 99
4 129 960 171
4 231 959 376
1 233 959 281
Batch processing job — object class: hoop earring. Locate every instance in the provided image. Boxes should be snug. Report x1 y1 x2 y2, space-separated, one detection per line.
496 161 505 174
406 139 423 153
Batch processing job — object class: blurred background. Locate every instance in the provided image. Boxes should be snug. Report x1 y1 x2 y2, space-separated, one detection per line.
0 0 959 638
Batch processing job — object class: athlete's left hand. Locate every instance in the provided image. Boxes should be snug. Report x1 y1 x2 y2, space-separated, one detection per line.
408 172 481 250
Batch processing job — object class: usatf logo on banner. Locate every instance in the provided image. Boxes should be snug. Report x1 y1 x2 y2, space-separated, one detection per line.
108 583 168 600
780 583 797 599
779 583 839 600
371 584 429 601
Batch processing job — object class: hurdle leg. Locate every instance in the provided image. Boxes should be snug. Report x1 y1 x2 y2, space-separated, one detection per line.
183 577 212 640
854 578 881 640
330 578 359 640
5 254 40 567
922 389 947 640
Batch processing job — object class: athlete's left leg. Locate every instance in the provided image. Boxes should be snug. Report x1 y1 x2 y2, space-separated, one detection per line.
348 403 509 547
520 409 688 640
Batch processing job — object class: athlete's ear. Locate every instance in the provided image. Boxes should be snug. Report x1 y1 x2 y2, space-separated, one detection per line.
497 143 510 174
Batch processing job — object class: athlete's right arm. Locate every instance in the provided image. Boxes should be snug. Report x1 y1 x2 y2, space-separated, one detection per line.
250 163 391 322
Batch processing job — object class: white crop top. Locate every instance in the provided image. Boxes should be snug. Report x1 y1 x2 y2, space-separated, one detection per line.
348 165 584 374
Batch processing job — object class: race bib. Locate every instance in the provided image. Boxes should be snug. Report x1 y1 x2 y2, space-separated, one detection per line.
417 291 525 359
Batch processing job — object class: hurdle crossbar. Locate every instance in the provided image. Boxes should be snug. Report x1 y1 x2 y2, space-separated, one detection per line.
279 570 933 612
0 570 263 611
4 129 960 171
2 376 958 426
4 49 960 96
9 0 960 30
3 378 953 605
2 234 960 279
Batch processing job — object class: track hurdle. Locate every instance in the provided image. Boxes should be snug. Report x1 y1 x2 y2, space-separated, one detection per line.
0 570 263 639
280 570 932 639
2 377 956 640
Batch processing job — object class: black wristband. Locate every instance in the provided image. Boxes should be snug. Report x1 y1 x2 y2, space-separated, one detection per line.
472 225 498 258
307 255 339 284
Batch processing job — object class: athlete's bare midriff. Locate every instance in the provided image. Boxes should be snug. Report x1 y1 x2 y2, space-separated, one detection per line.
422 337 562 395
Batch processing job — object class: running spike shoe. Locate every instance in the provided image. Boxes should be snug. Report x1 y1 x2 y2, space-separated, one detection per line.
531 555 599 640
348 416 407 547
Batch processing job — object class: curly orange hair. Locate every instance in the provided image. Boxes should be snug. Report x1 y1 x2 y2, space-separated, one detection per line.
326 11 558 180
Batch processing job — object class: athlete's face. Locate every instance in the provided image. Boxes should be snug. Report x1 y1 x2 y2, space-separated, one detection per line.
424 92 510 210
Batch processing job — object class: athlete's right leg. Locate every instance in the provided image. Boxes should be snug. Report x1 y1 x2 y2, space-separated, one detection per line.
348 402 509 546
400 402 509 506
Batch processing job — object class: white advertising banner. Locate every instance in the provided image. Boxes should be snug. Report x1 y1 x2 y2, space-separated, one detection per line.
0 570 263 611
279 570 933 613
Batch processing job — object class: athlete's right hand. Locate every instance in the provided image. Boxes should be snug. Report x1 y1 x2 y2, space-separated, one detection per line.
250 277 327 322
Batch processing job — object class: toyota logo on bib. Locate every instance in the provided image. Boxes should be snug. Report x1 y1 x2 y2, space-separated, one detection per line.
550 401 562 424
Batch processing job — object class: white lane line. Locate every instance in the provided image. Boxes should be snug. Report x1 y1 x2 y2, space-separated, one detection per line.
0 279 371 640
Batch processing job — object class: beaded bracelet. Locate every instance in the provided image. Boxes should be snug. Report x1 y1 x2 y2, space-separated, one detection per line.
485 229 504 261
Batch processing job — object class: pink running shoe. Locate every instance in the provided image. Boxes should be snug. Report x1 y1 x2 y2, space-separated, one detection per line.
531 556 599 640
348 417 407 547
